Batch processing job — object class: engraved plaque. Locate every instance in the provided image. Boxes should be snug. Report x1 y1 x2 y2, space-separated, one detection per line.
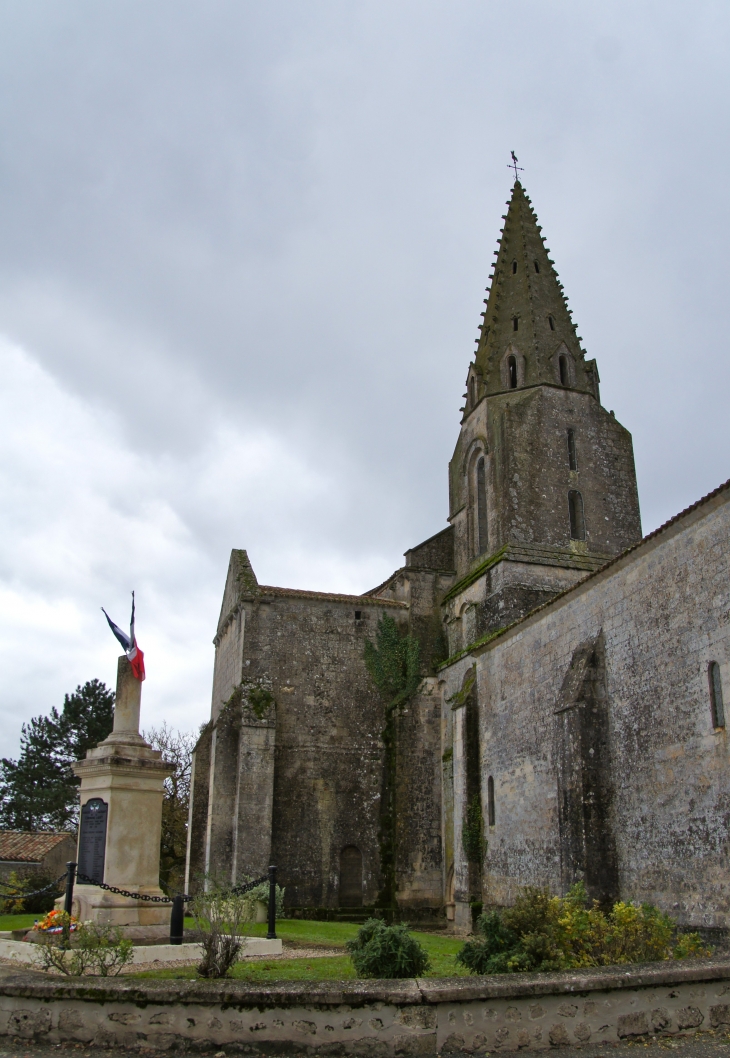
78 798 107 883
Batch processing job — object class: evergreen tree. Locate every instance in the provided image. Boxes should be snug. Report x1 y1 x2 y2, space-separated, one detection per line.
0 680 114 831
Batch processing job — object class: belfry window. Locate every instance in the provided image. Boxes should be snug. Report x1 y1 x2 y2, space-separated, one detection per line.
512 317 519 332
534 261 540 273
508 355 517 389
568 489 586 540
487 776 495 826
559 355 568 385
709 662 725 729
567 428 577 471
476 457 488 554
548 315 555 331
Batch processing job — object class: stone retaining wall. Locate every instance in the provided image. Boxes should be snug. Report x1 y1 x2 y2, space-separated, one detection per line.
2 958 730 1054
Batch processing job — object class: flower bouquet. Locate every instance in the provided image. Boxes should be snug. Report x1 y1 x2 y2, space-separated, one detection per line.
33 909 79 934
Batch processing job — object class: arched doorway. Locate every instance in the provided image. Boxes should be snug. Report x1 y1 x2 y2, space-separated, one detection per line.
339 846 363 907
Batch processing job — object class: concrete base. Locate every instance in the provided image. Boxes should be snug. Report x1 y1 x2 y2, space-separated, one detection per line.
0 935 282 969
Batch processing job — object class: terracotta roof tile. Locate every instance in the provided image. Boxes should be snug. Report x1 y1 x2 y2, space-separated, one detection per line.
0 831 75 863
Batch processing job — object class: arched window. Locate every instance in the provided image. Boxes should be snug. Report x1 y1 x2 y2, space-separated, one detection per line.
567 428 577 471
568 490 585 540
339 846 363 907
508 355 517 389
476 457 488 554
559 355 569 385
709 662 725 729
487 776 495 826
548 315 555 331
512 260 517 274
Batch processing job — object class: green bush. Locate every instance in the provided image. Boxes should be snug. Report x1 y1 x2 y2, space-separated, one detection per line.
36 919 134 976
456 883 710 975
346 918 430 979
241 880 285 920
0 871 58 915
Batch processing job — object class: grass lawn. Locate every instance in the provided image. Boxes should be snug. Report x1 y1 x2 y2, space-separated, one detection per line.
0 914 41 931
135 919 470 981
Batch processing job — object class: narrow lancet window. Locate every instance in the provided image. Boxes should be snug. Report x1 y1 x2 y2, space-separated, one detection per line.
508 355 517 389
477 457 488 554
512 260 517 274
513 317 519 332
567 428 577 471
548 315 555 330
568 489 585 540
487 776 495 826
534 261 540 273
559 355 568 385
709 662 725 729
469 376 476 406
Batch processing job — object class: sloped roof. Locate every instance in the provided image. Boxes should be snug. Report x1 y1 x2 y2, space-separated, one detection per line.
259 585 406 607
474 180 596 399
0 831 75 863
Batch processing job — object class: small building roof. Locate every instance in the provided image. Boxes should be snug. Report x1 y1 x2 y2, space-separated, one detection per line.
0 831 74 863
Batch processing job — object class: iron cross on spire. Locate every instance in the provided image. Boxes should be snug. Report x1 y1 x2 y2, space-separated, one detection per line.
508 151 524 181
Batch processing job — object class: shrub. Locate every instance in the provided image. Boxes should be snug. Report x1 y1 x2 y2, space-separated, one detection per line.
35 919 133 976
21 872 59 915
346 918 430 979
456 883 710 975
0 871 28 914
241 880 285 921
190 885 254 978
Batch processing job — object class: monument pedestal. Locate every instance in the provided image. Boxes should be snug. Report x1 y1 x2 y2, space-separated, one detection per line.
60 656 172 926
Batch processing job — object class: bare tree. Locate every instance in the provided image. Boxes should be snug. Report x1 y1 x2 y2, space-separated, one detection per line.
143 723 197 894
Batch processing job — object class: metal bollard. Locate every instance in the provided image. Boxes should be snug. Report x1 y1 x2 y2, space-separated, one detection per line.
170 895 185 945
63 862 77 917
266 865 277 940
62 862 77 950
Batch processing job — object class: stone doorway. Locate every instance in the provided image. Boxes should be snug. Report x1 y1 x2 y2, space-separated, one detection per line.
339 845 363 907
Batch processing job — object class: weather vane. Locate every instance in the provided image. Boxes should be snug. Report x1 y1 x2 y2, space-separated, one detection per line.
508 151 524 181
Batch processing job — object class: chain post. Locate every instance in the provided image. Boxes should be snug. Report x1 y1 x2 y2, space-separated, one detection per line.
63 862 77 917
266 865 277 940
62 862 76 950
170 895 185 945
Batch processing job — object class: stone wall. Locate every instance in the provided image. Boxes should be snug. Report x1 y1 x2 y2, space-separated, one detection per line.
189 549 415 908
465 483 730 925
4 959 730 1053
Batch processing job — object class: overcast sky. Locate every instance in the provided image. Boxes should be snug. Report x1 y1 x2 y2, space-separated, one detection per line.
0 0 728 757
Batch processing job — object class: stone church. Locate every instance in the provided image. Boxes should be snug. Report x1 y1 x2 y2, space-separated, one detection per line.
185 181 730 932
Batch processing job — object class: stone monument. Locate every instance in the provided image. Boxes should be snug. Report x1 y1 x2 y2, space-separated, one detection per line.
66 655 172 925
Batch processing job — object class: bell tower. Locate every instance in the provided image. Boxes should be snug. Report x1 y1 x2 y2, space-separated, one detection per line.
443 181 642 650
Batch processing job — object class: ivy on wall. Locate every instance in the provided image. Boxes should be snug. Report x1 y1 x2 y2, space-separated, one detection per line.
462 793 487 863
222 680 275 720
364 615 421 910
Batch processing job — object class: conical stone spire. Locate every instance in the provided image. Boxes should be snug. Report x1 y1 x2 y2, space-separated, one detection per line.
472 182 599 401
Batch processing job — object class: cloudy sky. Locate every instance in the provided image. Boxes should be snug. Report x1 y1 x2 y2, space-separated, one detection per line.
0 0 728 757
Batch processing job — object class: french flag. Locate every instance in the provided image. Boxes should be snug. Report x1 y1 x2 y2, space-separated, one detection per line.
102 592 146 682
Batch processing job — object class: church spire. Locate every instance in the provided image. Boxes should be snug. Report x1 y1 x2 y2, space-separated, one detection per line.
472 182 599 401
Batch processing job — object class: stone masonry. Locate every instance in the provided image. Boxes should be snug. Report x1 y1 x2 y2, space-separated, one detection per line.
187 180 729 928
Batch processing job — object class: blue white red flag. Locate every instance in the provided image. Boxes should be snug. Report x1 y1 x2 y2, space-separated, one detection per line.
101 592 146 681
